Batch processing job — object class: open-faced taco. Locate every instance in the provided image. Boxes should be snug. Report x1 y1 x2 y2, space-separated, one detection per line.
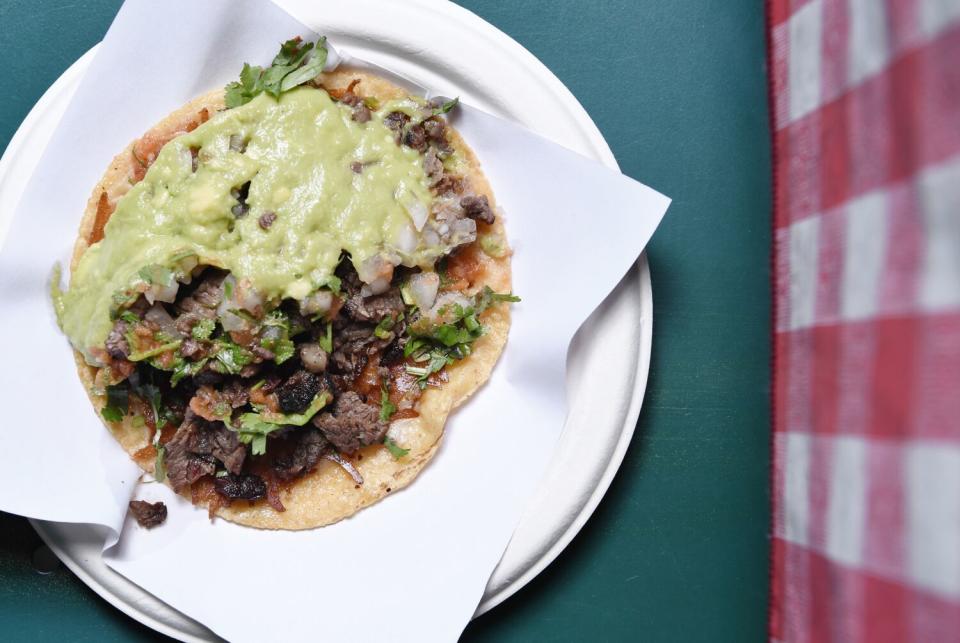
54 37 516 529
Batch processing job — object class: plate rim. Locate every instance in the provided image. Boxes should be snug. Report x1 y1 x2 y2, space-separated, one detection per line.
2 0 654 637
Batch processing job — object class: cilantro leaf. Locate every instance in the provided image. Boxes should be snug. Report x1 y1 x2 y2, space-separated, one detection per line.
154 444 167 482
379 384 397 422
210 339 253 374
318 322 333 353
101 384 129 422
384 437 409 459
101 406 124 422
432 97 459 116
224 37 328 109
191 318 216 340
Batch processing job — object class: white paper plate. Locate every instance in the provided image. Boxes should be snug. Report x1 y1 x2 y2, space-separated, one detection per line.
1 1 652 639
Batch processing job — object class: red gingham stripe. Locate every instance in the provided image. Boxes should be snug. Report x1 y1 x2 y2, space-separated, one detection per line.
769 0 960 640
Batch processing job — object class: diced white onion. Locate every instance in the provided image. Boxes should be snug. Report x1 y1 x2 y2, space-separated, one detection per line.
146 281 179 305
405 199 429 231
219 310 248 332
409 272 440 310
356 255 395 288
392 221 418 255
300 290 333 316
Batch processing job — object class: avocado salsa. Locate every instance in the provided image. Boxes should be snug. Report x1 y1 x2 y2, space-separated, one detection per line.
57 37 517 516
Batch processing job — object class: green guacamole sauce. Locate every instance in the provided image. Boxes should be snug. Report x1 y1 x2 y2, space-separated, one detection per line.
61 87 443 361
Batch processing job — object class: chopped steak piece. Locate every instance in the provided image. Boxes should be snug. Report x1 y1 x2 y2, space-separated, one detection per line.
330 323 387 378
211 424 246 475
351 103 371 123
214 473 266 500
105 319 130 360
129 500 167 528
165 414 216 492
258 211 277 230
423 117 448 144
221 380 249 408
423 147 444 186
384 110 410 132
460 195 496 225
276 370 323 414
180 338 205 358
177 271 225 318
403 123 428 152
273 427 329 480
434 174 465 196
312 391 388 454
343 288 404 323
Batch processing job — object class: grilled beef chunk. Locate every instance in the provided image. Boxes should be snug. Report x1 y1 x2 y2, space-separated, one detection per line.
312 391 388 454
460 195 495 225
273 427 329 480
177 271 225 318
424 147 444 185
212 426 246 475
330 323 388 378
165 412 246 490
215 473 266 500
165 415 217 492
343 289 404 323
129 500 167 528
277 370 323 414
105 320 130 359
403 123 428 152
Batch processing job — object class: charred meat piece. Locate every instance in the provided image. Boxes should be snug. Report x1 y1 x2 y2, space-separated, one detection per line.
460 195 496 225
403 123 428 152
211 425 246 475
330 322 388 378
105 319 130 360
164 414 217 492
423 147 444 186
214 473 267 500
312 391 388 454
273 427 330 480
129 500 167 528
176 271 225 318
276 370 324 414
343 288 404 323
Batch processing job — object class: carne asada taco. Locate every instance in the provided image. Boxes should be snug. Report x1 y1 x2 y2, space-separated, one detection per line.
54 37 517 529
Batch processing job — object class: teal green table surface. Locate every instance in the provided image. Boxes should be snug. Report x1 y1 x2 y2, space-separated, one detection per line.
0 1 771 640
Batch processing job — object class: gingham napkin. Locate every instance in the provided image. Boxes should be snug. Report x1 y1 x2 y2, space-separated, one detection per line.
769 0 960 640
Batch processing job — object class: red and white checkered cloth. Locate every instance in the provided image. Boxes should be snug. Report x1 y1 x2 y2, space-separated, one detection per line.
769 0 960 641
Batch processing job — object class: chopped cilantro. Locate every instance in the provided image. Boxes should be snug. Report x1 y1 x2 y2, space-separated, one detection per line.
119 310 140 324
318 322 333 353
223 279 234 300
101 384 129 422
379 384 397 422
191 318 216 340
384 437 409 459
432 97 459 116
211 339 253 374
101 406 124 422
374 315 397 339
130 378 165 429
154 444 167 482
170 357 207 386
272 338 296 364
224 37 329 109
